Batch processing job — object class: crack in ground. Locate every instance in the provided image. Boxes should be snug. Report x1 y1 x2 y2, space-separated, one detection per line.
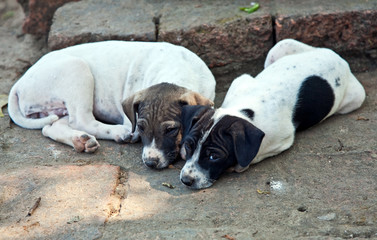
105 169 128 222
152 14 162 42
271 15 277 45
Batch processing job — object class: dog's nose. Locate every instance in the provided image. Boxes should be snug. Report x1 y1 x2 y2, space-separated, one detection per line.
144 158 159 168
181 175 195 186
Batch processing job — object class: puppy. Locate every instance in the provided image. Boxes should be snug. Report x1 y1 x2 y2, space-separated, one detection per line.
8 41 215 168
179 39 365 189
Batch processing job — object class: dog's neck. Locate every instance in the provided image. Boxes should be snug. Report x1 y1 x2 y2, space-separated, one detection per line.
214 108 254 125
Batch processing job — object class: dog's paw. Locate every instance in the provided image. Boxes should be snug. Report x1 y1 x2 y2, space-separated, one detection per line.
73 134 100 153
114 132 132 143
112 126 134 143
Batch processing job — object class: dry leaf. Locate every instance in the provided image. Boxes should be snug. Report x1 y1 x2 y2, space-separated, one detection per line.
356 116 369 121
168 164 175 169
256 189 270 195
162 182 175 189
222 234 236 240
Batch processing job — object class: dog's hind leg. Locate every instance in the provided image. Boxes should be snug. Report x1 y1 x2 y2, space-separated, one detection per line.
66 94 133 142
42 117 100 152
264 39 314 68
56 57 133 143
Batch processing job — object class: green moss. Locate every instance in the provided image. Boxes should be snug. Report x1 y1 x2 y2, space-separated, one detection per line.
216 15 242 25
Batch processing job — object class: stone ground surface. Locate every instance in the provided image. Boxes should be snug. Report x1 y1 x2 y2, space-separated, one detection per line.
0 165 122 239
1 0 377 239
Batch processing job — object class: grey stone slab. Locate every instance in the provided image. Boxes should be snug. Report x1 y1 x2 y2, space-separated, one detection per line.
48 0 157 50
47 0 377 74
158 1 273 73
48 0 274 75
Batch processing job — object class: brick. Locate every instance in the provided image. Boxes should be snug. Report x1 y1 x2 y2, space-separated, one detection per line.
275 10 377 52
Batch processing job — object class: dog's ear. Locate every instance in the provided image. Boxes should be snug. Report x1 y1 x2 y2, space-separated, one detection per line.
229 119 265 168
180 105 213 160
179 91 214 107
122 92 144 133
181 105 211 135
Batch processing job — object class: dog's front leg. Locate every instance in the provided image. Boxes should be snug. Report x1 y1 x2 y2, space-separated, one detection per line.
72 118 134 143
42 117 100 153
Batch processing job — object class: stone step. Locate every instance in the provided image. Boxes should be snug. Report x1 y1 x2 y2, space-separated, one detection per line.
20 0 377 73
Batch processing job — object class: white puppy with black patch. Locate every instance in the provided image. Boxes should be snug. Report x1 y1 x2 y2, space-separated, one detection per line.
8 41 215 169
179 39 365 189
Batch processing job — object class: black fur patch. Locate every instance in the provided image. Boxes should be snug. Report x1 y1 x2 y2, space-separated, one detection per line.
293 75 335 131
197 115 264 181
181 105 215 158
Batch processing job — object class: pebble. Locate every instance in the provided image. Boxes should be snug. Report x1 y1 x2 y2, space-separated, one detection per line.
317 213 336 221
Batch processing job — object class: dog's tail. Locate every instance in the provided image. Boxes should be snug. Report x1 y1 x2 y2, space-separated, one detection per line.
8 86 59 129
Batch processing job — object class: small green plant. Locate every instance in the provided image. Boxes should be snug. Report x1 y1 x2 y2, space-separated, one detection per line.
240 3 260 14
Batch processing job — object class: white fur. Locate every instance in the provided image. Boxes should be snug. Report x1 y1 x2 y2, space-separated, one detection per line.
8 41 216 152
142 139 167 168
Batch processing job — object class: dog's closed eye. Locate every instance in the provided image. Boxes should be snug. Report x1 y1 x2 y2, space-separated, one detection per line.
161 121 180 136
165 126 179 136
137 123 145 133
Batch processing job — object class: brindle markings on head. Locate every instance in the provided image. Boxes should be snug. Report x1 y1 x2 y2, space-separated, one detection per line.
136 84 200 168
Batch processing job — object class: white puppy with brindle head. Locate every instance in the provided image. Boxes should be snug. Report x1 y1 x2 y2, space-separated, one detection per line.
180 39 366 189
8 41 215 169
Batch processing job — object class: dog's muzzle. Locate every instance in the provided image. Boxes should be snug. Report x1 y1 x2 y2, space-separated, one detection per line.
143 150 177 169
180 175 215 189
180 167 215 189
180 174 195 186
144 157 160 168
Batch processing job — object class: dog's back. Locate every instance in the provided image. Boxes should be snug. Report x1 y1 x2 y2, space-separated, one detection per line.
8 41 216 129
8 41 216 155
221 39 365 163
224 42 365 128
53 41 216 100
